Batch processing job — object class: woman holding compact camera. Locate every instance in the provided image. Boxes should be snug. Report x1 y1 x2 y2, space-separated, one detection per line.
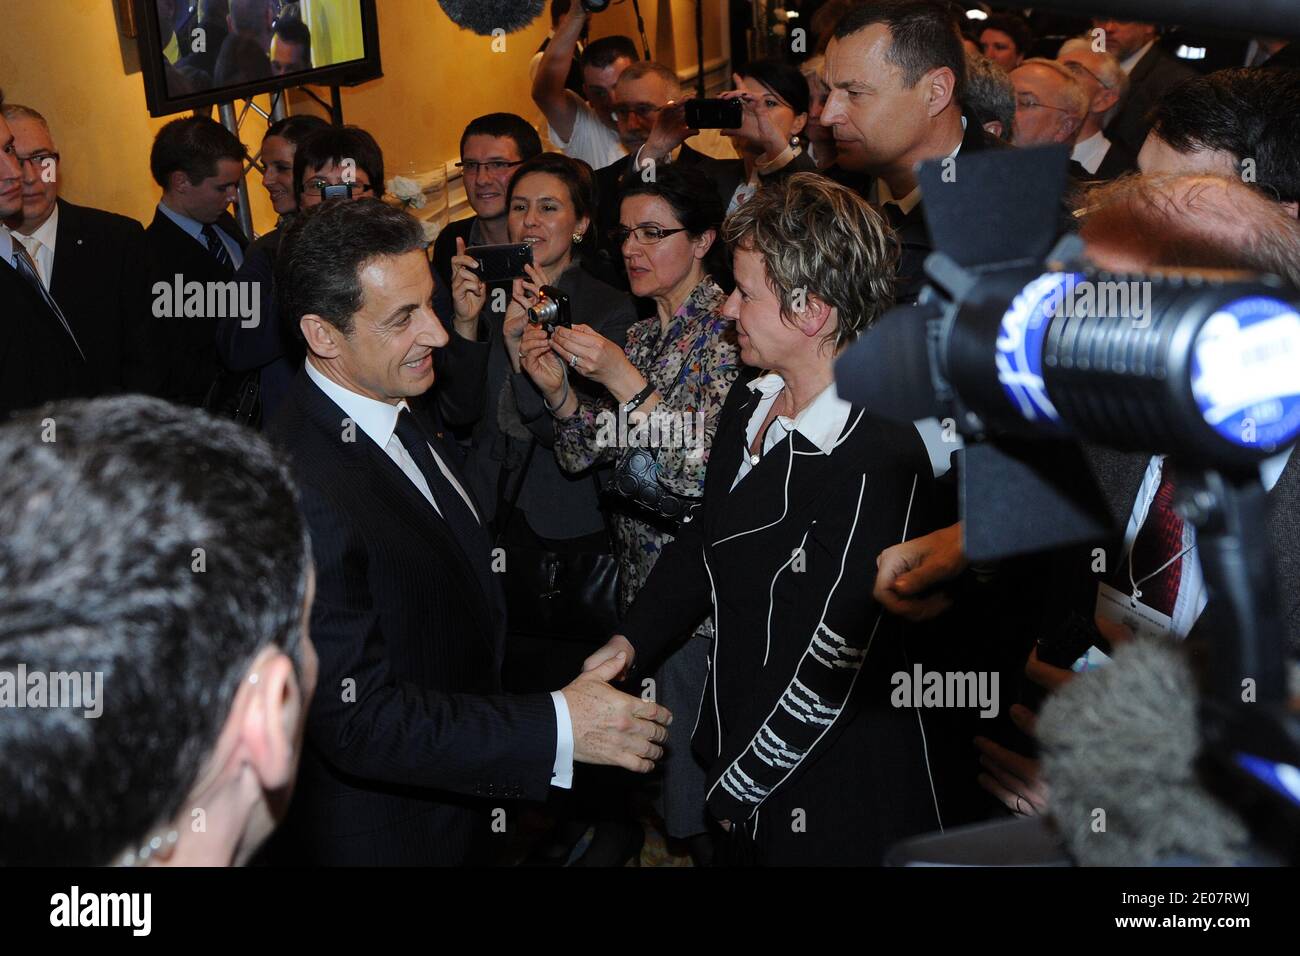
519 163 741 864
439 152 638 865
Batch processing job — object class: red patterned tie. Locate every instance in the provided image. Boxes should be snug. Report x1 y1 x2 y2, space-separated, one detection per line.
1127 464 1184 617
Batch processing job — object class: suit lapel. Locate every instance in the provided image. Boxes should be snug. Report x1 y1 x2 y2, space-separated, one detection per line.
296 375 501 654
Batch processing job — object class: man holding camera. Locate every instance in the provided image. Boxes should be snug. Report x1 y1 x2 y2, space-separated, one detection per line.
268 198 669 865
532 1 638 171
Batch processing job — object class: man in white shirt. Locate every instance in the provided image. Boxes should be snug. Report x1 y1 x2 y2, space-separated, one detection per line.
531 1 637 171
1056 38 1136 180
268 197 670 864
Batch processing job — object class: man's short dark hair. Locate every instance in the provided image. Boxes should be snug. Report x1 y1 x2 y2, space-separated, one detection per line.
149 115 248 188
459 112 544 162
272 16 312 64
277 197 426 337
292 124 385 197
1149 67 1300 205
834 0 968 103
0 396 311 866
980 13 1032 56
582 35 639 71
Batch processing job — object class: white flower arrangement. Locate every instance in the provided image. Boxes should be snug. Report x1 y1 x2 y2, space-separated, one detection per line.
388 175 427 210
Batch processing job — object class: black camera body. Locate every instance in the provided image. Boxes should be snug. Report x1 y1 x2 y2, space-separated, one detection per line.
319 182 358 200
465 242 533 283
685 98 743 130
581 0 612 11
526 285 572 335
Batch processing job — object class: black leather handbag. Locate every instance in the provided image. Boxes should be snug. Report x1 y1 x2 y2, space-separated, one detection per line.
495 439 621 645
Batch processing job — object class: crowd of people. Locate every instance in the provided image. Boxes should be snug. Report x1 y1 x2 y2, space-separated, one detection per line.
2 0 1299 868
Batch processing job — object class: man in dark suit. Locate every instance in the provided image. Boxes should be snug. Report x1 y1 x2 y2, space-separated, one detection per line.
2 103 160 397
1092 18 1196 156
0 91 88 416
821 1 1006 304
144 115 249 406
268 198 671 865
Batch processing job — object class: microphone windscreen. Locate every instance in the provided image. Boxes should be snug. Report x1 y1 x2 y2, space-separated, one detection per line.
1037 637 1251 865
437 0 547 35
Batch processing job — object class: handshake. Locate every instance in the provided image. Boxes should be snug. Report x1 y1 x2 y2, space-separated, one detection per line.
561 635 666 772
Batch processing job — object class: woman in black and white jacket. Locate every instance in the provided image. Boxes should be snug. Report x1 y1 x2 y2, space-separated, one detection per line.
584 173 944 865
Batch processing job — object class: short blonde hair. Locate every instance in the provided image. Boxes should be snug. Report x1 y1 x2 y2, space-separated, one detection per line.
722 172 897 349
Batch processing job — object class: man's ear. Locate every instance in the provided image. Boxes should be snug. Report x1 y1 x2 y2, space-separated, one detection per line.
1283 200 1299 219
301 314 342 358
793 292 833 340
237 649 303 793
925 66 957 117
983 119 1005 139
1094 86 1121 117
168 170 191 196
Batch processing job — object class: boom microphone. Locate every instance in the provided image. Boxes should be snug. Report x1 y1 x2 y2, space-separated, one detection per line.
1037 637 1255 866
437 0 547 36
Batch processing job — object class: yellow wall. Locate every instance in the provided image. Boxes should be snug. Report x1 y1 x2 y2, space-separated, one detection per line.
0 0 729 237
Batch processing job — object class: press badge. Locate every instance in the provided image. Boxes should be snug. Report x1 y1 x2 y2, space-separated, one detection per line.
1095 582 1174 643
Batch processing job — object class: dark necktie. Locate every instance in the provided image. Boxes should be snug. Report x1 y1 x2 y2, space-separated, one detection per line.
393 408 489 560
879 200 907 231
201 223 233 271
10 240 85 361
1126 463 1185 617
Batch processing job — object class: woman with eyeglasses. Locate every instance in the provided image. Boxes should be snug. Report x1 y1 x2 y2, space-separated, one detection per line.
214 113 328 426
519 163 741 865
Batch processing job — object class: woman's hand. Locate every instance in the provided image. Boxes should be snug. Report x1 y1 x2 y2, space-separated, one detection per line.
449 237 486 334
504 262 550 372
722 73 789 163
549 324 644 401
519 323 568 407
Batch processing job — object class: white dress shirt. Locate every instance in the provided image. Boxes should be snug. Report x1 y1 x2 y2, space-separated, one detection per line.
157 200 244 270
304 360 575 788
1071 129 1113 176
732 373 853 490
1119 449 1291 640
12 204 59 289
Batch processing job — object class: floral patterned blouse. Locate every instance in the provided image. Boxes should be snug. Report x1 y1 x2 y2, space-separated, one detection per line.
553 276 741 631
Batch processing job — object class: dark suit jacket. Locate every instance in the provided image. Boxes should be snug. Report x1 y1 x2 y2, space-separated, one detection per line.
144 207 248 406
1093 137 1139 182
1105 43 1198 156
49 199 161 397
621 379 943 864
269 371 558 864
886 119 1006 304
0 241 90 417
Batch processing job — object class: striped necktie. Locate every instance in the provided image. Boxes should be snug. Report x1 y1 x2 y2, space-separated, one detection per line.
201 223 233 270
11 240 85 361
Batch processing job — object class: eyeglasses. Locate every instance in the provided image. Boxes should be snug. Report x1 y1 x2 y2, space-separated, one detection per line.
1061 60 1112 90
16 151 58 169
610 104 666 123
454 160 523 175
1015 93 1073 113
609 224 688 245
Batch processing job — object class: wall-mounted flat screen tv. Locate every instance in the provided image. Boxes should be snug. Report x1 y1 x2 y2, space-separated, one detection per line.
134 0 382 117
